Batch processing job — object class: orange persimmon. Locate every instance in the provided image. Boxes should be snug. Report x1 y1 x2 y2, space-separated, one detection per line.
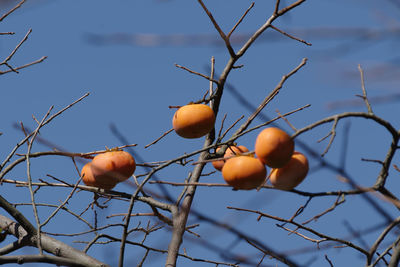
172 104 215 139
80 162 116 190
222 155 267 190
212 145 249 171
255 127 294 168
269 151 309 190
90 150 136 185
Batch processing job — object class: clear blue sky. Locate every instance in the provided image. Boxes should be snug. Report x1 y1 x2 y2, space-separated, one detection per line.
1 0 400 266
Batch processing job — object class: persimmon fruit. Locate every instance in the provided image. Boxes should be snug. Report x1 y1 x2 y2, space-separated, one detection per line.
269 151 309 190
255 127 294 168
81 162 116 190
172 103 216 139
81 163 96 187
222 155 267 190
212 145 249 171
90 150 136 185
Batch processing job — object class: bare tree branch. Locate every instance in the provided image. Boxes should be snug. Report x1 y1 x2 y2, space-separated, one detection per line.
0 215 109 267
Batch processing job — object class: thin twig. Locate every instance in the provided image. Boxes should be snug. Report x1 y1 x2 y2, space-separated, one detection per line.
293 112 397 141
4 29 32 63
82 233 238 266
216 114 227 142
245 238 300 267
318 116 339 157
287 197 312 222
176 173 192 206
197 0 236 58
26 106 54 254
276 109 297 132
228 206 369 256
232 58 307 137
270 24 312 46
368 216 400 264
358 64 373 114
302 194 345 225
0 0 26 22
0 56 47 75
145 128 173 148
278 224 327 246
220 115 244 141
209 56 215 110
175 63 218 84
40 177 83 227
0 93 90 173
236 0 307 57
237 104 311 139
227 2 255 38
274 0 281 15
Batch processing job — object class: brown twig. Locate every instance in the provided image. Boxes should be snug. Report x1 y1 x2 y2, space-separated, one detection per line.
274 0 281 15
292 112 397 141
209 56 215 109
145 128 174 148
270 24 312 46
237 104 311 139
0 56 47 75
0 29 33 74
278 224 327 247
216 114 227 141
317 116 339 157
228 206 369 256
175 63 218 84
302 194 345 225
16 202 94 232
193 150 254 165
82 233 239 266
0 0 25 22
245 238 300 267
26 105 54 254
197 0 236 58
286 197 312 223
276 109 297 132
227 2 255 38
40 177 83 228
230 58 308 138
358 64 373 114
220 115 245 141
236 0 307 58
175 173 192 206
0 93 90 173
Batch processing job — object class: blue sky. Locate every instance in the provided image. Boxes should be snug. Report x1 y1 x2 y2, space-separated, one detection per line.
1 0 400 266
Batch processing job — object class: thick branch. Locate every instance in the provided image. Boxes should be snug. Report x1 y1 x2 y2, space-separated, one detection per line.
0 215 108 267
0 255 89 267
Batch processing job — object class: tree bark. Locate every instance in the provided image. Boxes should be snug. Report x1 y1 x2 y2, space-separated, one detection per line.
165 141 211 266
0 215 109 267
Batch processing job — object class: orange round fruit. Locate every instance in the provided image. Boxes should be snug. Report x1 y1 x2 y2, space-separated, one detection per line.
212 145 249 171
269 151 309 190
172 104 216 139
80 162 116 190
91 150 136 185
81 162 96 186
255 127 294 168
222 155 267 190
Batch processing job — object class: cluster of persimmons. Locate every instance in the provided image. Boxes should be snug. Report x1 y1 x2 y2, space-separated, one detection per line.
173 103 309 191
81 103 308 191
